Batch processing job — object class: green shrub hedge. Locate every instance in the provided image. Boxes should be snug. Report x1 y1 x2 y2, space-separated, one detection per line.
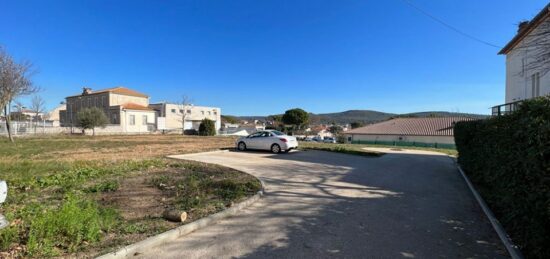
454 96 550 258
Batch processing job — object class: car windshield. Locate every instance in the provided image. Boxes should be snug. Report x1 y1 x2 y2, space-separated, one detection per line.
270 130 285 136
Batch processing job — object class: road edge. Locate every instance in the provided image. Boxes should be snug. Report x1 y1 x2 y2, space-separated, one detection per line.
455 163 523 259
96 151 264 259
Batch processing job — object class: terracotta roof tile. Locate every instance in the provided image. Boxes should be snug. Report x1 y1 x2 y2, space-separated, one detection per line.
93 87 149 98
120 103 154 111
344 117 476 136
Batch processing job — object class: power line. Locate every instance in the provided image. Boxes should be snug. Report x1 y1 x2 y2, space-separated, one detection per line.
400 0 502 48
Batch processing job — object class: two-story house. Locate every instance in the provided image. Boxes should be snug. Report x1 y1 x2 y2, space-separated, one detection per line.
494 3 550 115
60 87 156 133
148 102 221 133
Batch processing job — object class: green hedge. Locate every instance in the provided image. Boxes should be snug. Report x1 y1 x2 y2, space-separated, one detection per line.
454 96 550 258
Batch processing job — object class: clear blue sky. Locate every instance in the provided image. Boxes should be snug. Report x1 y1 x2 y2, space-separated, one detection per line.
1 0 547 115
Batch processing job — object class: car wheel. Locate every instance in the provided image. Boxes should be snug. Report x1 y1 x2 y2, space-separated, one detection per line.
238 142 247 151
271 144 281 154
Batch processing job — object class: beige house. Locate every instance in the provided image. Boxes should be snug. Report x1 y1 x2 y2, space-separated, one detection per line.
344 117 474 148
149 102 221 133
60 87 156 133
493 3 550 115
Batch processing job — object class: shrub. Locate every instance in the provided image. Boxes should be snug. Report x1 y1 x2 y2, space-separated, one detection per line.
198 119 216 136
454 96 550 259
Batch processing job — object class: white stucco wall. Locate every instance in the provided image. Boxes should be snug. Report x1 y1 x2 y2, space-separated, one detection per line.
345 134 455 145
505 17 550 103
120 110 156 133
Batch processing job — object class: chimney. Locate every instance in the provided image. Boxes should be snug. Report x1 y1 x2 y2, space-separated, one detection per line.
518 20 529 33
82 87 92 95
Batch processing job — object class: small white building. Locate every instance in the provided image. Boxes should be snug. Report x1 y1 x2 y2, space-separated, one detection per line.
344 117 474 147
494 3 550 114
149 102 221 133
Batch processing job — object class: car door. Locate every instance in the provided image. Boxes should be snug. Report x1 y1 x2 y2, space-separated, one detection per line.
258 132 275 150
246 132 263 149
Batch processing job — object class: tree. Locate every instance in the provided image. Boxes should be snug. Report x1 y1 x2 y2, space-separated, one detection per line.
30 95 46 133
76 107 109 136
221 115 238 124
177 95 192 135
350 121 364 129
282 108 309 132
0 47 37 142
198 118 216 136
328 124 343 135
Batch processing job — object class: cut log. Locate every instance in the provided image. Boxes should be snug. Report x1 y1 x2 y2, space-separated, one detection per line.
162 210 187 222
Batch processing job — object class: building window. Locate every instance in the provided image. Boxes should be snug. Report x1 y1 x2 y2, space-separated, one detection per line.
129 115 135 125
201 111 205 115
207 111 211 115
187 109 192 114
87 98 91 107
214 111 217 115
179 109 184 113
171 109 176 113
142 115 147 125
94 97 98 107
101 96 106 106
112 114 118 124
532 72 540 98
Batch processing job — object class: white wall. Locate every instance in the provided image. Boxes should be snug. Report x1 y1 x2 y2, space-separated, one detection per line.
505 17 550 103
120 110 156 133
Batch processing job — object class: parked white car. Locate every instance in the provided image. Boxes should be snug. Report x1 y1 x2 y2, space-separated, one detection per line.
323 137 337 143
236 130 298 153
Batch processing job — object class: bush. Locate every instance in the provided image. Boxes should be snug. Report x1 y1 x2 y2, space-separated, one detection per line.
454 96 550 259
198 119 216 136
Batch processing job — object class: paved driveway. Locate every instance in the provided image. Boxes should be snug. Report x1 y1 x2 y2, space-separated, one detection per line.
138 150 507 258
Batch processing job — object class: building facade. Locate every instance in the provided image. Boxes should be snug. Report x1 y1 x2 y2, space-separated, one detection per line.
149 102 221 132
60 87 156 133
495 4 550 114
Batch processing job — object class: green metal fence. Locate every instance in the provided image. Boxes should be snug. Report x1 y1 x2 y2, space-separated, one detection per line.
351 140 456 150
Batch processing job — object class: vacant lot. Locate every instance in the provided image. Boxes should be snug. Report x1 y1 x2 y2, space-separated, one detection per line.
0 135 260 258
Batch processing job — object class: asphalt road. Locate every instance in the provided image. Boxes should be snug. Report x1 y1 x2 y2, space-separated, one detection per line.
137 149 507 258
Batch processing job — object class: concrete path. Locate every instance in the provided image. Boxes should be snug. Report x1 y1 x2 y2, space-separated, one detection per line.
138 150 507 258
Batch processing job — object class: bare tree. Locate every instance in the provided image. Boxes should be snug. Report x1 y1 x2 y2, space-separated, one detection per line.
0 47 37 142
514 18 550 77
178 95 192 135
30 95 46 133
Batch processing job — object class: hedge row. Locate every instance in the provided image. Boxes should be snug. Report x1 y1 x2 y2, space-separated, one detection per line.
454 96 550 258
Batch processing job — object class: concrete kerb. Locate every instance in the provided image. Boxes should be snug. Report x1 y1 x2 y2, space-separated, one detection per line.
451 157 523 259
96 150 264 259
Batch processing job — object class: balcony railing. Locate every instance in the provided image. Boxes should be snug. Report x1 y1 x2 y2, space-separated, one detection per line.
491 101 522 116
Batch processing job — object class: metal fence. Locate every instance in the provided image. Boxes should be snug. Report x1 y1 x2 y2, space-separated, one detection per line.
0 121 66 136
351 140 456 150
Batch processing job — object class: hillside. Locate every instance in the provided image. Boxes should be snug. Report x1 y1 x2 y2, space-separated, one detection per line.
229 110 488 125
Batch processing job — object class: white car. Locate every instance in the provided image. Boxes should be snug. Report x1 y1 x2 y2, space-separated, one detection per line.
236 130 298 153
323 137 337 143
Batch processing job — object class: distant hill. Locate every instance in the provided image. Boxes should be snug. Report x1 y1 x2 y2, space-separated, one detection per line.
229 110 488 125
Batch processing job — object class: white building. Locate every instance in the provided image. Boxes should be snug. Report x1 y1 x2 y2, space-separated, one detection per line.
149 102 221 133
495 3 550 115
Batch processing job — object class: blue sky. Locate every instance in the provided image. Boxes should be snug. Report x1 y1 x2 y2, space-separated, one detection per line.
1 0 547 115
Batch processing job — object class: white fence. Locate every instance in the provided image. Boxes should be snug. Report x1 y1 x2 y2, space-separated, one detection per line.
0 121 68 136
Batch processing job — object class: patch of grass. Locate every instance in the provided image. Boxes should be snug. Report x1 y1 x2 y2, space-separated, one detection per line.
86 180 119 193
299 142 384 157
25 194 118 257
299 142 457 156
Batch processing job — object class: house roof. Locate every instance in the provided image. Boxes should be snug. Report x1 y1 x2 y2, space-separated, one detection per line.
120 103 154 111
499 3 550 55
67 87 149 98
344 117 476 136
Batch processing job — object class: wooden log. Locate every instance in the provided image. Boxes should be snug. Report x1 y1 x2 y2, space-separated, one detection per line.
162 209 187 222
